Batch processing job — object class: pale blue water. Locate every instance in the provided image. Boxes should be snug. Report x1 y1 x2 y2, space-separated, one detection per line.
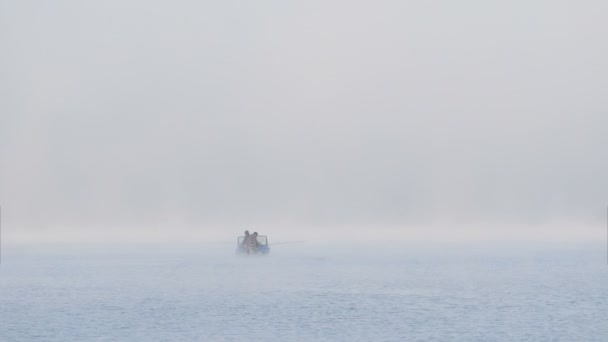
1 243 607 341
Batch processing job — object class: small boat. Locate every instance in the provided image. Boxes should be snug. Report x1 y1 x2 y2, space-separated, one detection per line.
236 235 270 255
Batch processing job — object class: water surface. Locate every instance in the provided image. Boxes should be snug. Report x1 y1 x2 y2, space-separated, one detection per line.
1 243 607 341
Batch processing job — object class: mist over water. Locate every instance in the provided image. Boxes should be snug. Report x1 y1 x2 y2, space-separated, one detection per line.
1 0 607 240
1 0 607 340
1 241 607 341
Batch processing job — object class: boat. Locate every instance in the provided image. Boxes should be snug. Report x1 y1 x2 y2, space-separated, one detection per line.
236 234 270 255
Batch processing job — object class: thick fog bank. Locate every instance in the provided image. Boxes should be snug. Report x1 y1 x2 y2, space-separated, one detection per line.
3 221 602 248
1 0 606 243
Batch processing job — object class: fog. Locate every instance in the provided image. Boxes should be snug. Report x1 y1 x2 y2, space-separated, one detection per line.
1 0 606 243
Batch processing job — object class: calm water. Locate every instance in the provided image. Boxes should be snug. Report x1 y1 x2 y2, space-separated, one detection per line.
1 243 607 341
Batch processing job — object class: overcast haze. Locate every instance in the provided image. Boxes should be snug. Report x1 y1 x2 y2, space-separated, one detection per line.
1 0 606 241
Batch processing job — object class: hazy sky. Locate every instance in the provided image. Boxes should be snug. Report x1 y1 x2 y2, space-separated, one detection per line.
1 0 606 233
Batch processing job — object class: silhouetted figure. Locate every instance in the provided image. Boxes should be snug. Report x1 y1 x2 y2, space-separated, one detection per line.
252 232 260 249
241 230 250 250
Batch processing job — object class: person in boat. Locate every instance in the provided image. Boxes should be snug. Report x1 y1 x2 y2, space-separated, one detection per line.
241 230 251 249
241 230 258 254
251 232 260 249
245 232 258 253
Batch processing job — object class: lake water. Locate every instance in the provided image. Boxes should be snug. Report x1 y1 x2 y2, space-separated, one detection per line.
1 242 607 341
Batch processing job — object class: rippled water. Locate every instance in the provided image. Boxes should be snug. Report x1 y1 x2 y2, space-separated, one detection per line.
1 243 607 341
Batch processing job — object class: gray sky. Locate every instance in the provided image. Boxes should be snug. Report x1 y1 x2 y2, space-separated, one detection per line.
1 0 607 235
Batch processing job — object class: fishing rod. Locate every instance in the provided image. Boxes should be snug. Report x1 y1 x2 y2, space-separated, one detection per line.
269 241 304 246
